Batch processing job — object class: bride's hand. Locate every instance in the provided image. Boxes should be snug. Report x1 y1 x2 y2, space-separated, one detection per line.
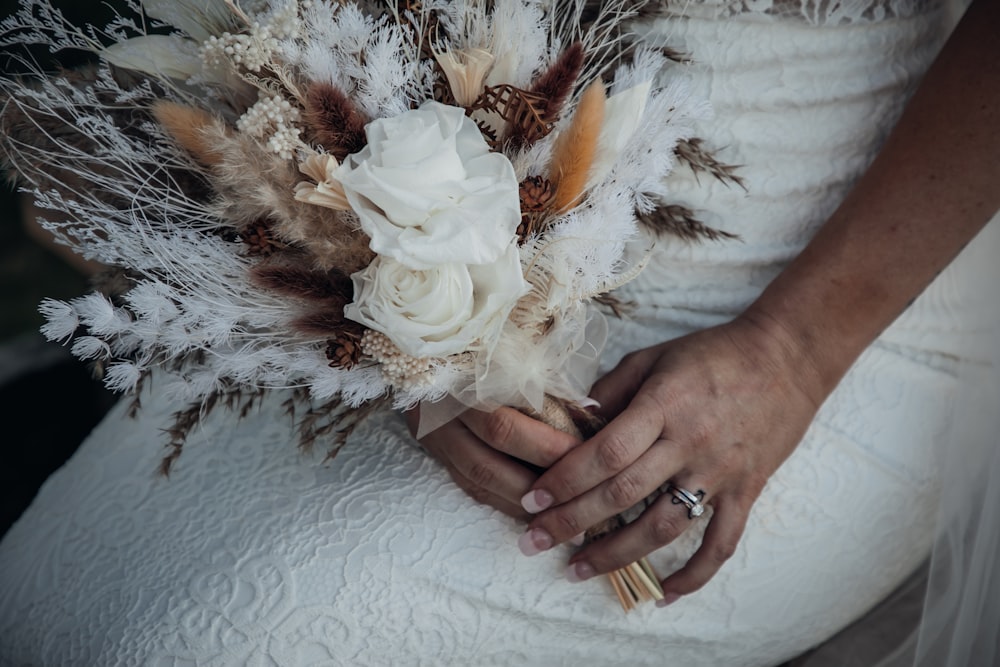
405 406 580 520
516 314 827 603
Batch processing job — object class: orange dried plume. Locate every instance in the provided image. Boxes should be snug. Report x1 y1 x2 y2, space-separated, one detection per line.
548 79 606 213
150 101 223 167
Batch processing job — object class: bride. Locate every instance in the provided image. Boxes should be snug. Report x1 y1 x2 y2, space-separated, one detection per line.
0 0 997 665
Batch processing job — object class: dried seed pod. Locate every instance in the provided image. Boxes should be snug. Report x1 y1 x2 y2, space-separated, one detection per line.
326 330 364 369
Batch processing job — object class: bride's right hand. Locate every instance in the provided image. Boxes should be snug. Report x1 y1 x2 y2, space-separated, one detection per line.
405 407 581 520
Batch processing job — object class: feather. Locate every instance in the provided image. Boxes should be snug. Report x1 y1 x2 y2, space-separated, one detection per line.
549 78 606 212
151 100 224 167
587 81 652 188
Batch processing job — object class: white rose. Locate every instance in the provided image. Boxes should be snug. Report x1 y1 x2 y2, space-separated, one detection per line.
336 101 521 270
345 246 528 358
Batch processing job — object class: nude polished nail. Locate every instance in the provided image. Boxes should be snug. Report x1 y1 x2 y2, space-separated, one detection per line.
518 528 553 556
565 561 596 583
656 593 681 608
520 489 554 513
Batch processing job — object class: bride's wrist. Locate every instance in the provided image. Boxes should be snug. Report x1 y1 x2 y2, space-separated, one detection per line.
733 306 850 411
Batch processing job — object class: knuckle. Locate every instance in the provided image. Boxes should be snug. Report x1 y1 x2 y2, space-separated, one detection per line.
687 420 715 449
535 439 563 467
549 475 583 500
596 435 632 472
464 482 492 506
552 511 583 538
604 471 644 510
466 461 497 490
483 410 515 446
710 538 738 565
648 513 685 544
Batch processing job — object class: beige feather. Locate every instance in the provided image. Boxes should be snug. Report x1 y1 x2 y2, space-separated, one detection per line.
548 79 606 213
150 101 223 167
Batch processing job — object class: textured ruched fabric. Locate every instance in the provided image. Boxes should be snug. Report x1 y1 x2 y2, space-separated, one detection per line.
1 3 997 666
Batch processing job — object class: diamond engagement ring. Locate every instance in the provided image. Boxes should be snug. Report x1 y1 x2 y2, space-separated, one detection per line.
667 484 706 519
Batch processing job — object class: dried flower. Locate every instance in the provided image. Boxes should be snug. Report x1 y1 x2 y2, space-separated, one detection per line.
435 48 495 107
294 153 351 211
326 330 364 369
236 93 303 159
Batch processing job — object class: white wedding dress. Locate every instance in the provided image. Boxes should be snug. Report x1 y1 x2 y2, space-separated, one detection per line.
2 1 997 665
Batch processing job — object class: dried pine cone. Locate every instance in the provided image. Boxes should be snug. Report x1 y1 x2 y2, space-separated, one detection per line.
325 330 364 369
244 221 285 255
520 175 554 210
517 175 555 238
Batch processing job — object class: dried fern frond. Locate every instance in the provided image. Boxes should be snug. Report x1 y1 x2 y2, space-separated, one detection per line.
674 138 746 190
159 389 226 477
295 395 389 461
638 204 740 242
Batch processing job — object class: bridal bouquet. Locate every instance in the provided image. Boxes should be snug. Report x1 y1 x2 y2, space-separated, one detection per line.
1 0 738 610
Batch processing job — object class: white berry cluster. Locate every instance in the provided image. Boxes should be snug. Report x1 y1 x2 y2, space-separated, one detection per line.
200 1 304 73
360 330 435 392
236 93 302 160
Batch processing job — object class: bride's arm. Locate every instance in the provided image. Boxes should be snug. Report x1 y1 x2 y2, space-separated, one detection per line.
747 0 1000 402
515 0 1000 598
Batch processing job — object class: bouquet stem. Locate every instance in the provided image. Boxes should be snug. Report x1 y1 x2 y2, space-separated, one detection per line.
534 396 664 612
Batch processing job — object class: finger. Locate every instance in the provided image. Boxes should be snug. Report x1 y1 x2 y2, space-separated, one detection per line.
658 496 748 604
421 424 539 508
561 476 708 576
587 348 656 419
524 393 666 510
525 441 683 546
448 471 532 521
461 406 580 468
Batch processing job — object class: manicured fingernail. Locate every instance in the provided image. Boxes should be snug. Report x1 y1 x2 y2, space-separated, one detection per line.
656 593 681 608
569 532 586 546
565 561 596 583
520 489 554 513
518 528 553 556
579 397 601 410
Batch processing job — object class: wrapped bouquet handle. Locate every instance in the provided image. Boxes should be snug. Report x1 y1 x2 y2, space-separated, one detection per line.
528 396 666 611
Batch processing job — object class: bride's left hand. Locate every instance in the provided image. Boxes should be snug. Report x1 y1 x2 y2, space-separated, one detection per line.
517 313 827 603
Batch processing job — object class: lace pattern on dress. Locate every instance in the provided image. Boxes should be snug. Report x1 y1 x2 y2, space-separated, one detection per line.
646 0 940 25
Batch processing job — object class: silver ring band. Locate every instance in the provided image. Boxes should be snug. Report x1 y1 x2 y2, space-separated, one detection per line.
666 484 706 519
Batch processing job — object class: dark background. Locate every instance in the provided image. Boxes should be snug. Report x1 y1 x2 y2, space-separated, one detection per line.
0 0 129 538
